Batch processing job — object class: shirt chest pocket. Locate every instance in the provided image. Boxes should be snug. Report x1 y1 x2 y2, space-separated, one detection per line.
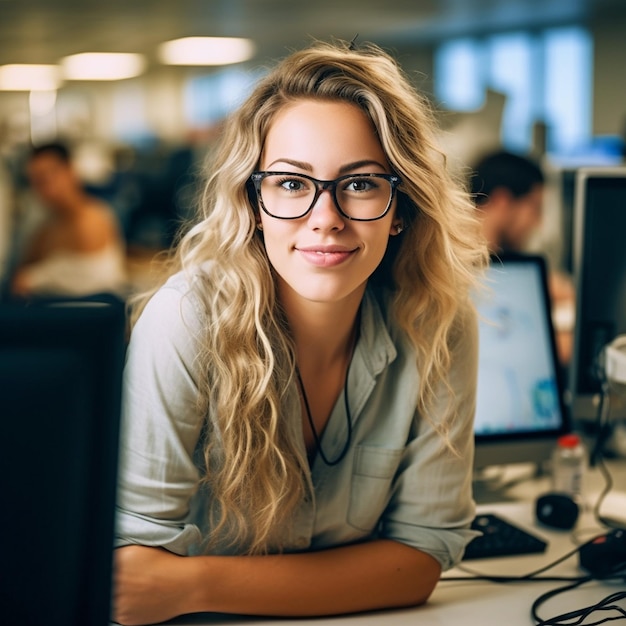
348 445 404 532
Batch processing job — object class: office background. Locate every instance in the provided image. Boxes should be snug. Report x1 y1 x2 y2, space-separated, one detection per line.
3 1 626 143
2 1 625 142
1 0 625 268
2 5 626 625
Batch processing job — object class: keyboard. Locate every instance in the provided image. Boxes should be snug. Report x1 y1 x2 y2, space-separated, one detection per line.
462 513 548 560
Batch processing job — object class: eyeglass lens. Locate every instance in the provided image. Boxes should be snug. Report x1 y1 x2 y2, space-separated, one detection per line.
258 174 394 220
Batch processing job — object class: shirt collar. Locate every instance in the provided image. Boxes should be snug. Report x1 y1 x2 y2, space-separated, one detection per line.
357 287 398 380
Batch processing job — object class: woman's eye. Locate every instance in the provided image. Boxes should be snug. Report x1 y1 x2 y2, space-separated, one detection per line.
346 178 375 192
278 178 307 192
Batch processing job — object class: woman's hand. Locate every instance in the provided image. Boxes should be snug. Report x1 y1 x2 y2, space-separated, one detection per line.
112 545 193 626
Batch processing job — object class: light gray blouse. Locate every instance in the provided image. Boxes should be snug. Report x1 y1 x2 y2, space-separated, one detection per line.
115 272 479 570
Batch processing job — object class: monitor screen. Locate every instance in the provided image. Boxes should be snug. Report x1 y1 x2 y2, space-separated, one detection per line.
473 255 570 471
0 296 126 626
570 167 626 421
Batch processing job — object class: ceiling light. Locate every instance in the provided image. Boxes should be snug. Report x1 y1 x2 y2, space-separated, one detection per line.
158 37 255 66
61 53 146 81
0 64 61 91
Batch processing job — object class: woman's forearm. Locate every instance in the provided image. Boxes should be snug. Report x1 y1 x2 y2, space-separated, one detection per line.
186 539 441 617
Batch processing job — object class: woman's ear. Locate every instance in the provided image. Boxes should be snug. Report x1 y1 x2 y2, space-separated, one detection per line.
390 221 404 236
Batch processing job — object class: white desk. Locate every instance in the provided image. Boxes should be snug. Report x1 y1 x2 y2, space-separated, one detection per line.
135 461 626 626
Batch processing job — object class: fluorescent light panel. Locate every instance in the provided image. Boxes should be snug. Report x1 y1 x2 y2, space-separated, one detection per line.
61 52 146 80
0 64 61 91
158 37 255 66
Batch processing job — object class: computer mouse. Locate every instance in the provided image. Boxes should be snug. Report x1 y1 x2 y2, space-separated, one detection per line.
579 528 626 578
535 492 579 530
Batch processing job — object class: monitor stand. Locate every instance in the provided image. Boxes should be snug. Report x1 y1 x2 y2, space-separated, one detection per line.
472 462 545 504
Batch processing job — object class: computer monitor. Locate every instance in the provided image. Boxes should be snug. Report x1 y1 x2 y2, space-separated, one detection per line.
0 296 126 626
569 167 626 421
473 254 570 472
558 167 578 275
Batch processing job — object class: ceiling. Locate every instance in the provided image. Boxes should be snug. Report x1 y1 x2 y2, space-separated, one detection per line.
2 0 626 73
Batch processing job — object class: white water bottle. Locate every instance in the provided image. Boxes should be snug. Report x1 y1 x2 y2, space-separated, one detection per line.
551 433 586 500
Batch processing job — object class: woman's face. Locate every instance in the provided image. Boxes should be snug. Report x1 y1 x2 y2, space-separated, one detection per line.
257 99 400 308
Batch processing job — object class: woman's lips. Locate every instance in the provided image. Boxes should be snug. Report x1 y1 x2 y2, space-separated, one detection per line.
296 246 357 267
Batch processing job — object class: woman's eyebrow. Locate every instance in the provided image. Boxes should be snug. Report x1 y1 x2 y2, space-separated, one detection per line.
266 158 312 171
338 160 388 174
264 158 388 174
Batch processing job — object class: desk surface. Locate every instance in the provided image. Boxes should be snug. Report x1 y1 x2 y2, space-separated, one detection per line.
126 461 626 626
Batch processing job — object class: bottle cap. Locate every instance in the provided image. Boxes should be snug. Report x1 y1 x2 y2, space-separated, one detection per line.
557 433 581 448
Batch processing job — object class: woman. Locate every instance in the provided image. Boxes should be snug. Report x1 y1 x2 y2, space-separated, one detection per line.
114 40 488 625
11 142 128 299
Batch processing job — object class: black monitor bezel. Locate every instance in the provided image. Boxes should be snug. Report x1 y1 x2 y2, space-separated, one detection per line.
473 253 572 469
0 296 126 626
569 166 626 422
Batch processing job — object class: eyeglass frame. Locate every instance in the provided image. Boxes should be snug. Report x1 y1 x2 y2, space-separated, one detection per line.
249 171 402 221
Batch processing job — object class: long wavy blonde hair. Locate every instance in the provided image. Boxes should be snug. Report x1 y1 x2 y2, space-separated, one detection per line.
131 40 488 555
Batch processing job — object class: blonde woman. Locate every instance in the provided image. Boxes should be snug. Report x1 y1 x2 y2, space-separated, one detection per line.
113 40 488 626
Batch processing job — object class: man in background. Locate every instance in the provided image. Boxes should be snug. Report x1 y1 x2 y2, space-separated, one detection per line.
470 149 545 254
10 142 128 299
470 149 575 365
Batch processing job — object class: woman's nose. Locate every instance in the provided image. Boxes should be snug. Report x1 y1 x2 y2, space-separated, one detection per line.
307 188 345 231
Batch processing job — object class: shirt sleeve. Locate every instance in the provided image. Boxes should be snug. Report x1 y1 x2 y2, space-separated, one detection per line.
115 279 206 555
378 305 480 570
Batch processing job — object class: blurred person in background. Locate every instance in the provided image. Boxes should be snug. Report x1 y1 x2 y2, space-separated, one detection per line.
469 149 545 255
0 155 13 297
469 149 575 365
10 142 128 299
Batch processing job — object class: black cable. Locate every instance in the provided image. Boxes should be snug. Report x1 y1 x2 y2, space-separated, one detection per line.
442 535 605 583
443 573 588 583
295 356 353 467
592 454 626 531
532 585 626 625
531 577 591 624
590 379 612 468
588 377 626 530
594 456 614 524
444 356 626 621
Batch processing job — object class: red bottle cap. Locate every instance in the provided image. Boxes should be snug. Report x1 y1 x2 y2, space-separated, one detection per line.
557 433 581 448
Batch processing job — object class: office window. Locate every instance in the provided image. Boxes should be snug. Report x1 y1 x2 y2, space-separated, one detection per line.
544 27 592 154
184 67 265 128
434 38 484 111
434 26 592 156
487 32 534 152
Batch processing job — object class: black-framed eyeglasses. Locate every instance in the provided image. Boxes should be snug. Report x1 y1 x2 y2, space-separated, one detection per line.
249 171 402 221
